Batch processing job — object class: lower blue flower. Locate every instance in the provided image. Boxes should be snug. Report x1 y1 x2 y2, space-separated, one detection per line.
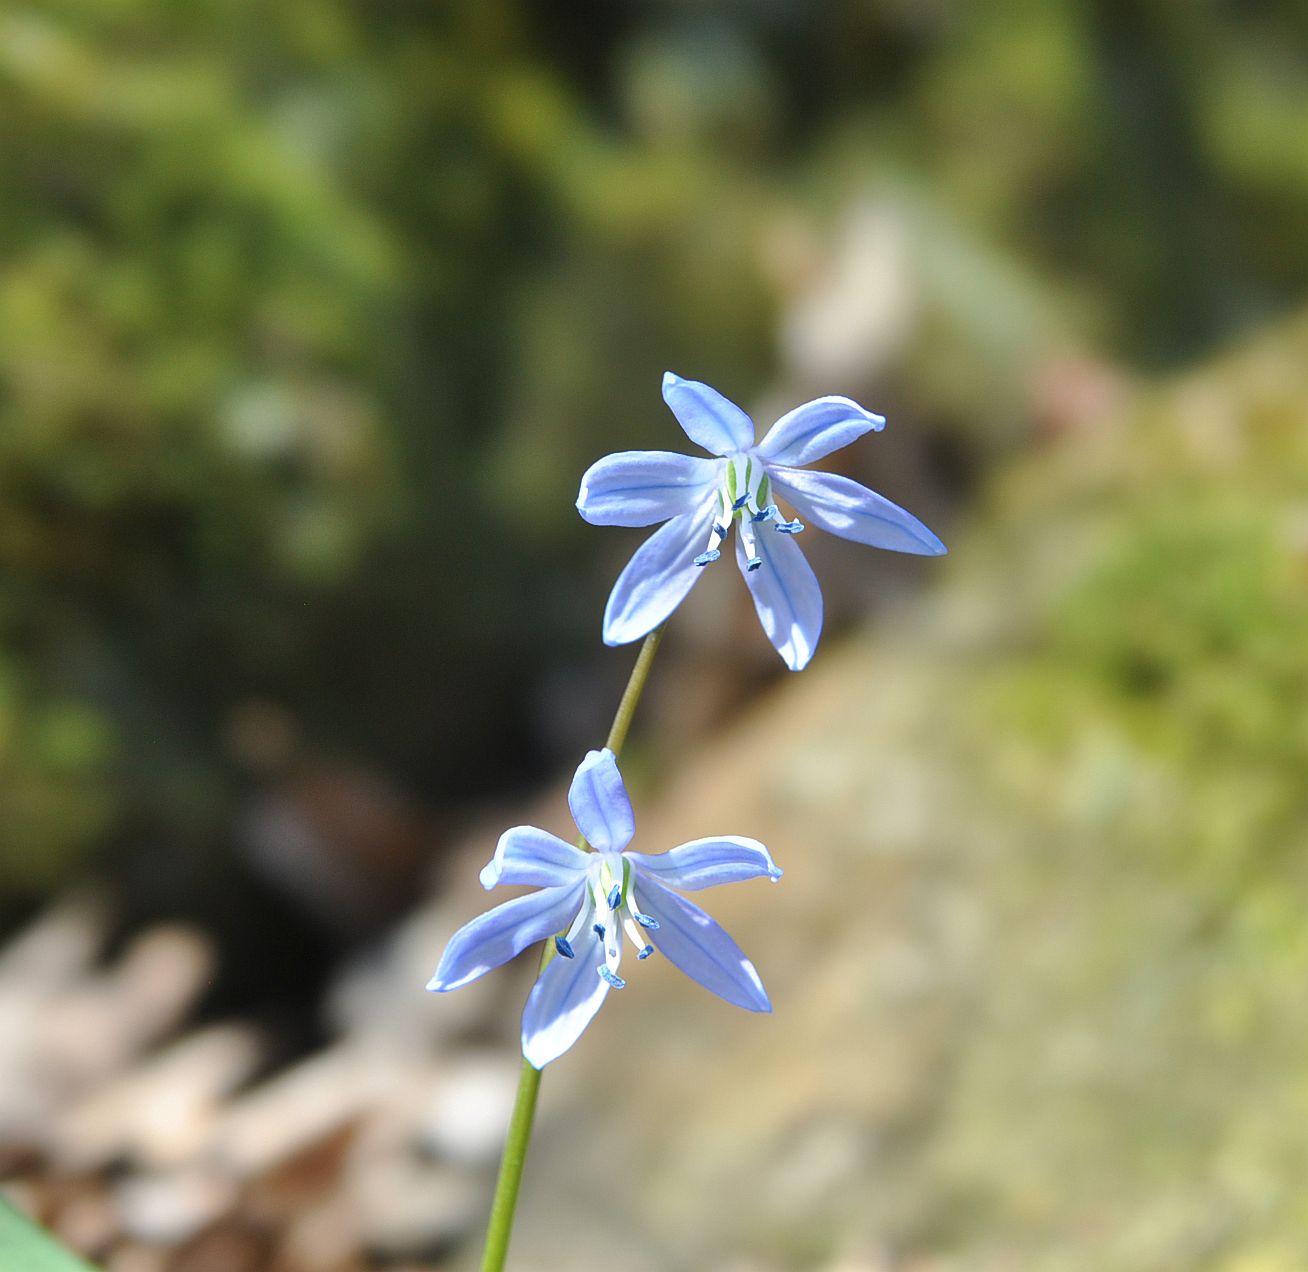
426 748 782 1068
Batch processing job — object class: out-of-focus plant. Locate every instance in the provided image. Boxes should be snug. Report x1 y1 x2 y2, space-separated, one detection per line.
2 0 1307 914
0 1199 96 1271
0 3 400 902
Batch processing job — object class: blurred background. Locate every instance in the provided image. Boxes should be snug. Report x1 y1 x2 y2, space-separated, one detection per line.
2 1 1308 1269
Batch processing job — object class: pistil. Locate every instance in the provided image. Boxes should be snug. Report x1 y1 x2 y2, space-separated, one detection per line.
692 456 803 567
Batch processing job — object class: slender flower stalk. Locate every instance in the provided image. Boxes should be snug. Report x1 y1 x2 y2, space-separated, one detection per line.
477 626 663 1272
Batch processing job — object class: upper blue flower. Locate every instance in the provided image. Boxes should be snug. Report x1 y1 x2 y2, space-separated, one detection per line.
427 748 781 1069
577 372 947 670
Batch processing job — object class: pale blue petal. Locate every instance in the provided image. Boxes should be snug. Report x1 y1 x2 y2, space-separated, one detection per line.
479 826 590 890
625 838 782 891
662 372 755 456
521 926 609 1068
426 883 584 993
567 748 635 853
577 450 722 527
735 526 823 672
768 466 946 556
602 497 718 646
633 876 771 1012
755 396 886 467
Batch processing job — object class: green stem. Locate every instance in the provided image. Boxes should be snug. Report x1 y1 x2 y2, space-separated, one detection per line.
600 622 664 757
477 1053 542 1272
477 624 665 1272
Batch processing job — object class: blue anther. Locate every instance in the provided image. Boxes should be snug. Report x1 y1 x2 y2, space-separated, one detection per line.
693 549 721 567
752 504 779 523
746 556 762 572
634 912 660 930
593 922 606 939
598 966 626 989
606 885 622 911
774 518 805 535
731 494 750 511
638 945 655 960
554 936 575 959
713 523 730 539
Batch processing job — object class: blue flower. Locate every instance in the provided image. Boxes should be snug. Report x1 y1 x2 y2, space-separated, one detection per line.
427 748 781 1069
577 372 947 670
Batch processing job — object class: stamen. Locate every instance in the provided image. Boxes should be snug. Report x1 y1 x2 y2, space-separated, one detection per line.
621 914 645 951
607 885 622 911
593 922 606 939
713 522 729 540
746 556 762 572
633 912 659 930
638 945 655 960
693 549 720 567
554 936 575 959
738 510 758 562
598 966 626 989
752 504 779 523
774 518 805 535
731 494 750 511
561 900 592 948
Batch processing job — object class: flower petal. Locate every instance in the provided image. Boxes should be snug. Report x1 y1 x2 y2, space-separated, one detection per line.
626 838 781 890
576 450 722 527
521 927 610 1068
567 748 635 853
755 396 886 467
426 883 584 993
768 466 946 556
479 826 590 890
634 876 771 1012
602 497 718 646
735 526 823 671
662 372 755 456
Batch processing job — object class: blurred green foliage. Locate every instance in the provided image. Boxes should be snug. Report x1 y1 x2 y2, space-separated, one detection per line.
937 319 1308 1267
1 0 1307 906
0 1200 96 1270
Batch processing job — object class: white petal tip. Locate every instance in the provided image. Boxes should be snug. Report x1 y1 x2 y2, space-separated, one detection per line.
869 414 887 431
662 370 682 390
575 483 603 523
602 622 642 647
478 862 500 889
521 1043 551 1070
425 976 445 992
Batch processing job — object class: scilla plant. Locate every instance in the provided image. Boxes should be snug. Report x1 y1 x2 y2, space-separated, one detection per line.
428 373 945 1270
